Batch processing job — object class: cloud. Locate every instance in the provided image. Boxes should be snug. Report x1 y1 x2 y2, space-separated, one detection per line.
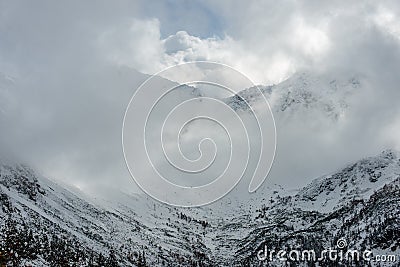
0 0 400 196
95 1 400 86
98 18 166 74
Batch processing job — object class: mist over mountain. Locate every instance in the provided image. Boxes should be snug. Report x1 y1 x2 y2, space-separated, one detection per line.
1 65 399 265
1 2 400 265
1 67 398 196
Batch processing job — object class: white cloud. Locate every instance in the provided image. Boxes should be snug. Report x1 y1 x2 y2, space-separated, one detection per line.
1 0 400 194
373 6 400 40
291 16 330 58
99 21 297 85
98 18 165 74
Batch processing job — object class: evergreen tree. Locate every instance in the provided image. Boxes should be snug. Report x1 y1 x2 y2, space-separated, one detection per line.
106 249 119 267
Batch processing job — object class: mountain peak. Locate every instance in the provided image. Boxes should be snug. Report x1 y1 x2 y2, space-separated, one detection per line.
294 149 400 212
224 71 363 122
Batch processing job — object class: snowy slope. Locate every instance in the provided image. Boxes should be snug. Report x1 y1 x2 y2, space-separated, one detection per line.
0 164 215 266
225 71 361 120
1 149 399 266
221 150 400 266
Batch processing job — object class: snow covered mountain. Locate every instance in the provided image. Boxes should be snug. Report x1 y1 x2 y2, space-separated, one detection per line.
1 149 399 266
0 70 398 266
221 149 400 266
0 162 216 266
225 71 362 119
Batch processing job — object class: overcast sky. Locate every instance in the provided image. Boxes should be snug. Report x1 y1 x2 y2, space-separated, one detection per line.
1 0 400 195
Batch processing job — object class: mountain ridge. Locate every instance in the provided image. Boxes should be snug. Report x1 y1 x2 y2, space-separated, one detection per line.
1 149 399 266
